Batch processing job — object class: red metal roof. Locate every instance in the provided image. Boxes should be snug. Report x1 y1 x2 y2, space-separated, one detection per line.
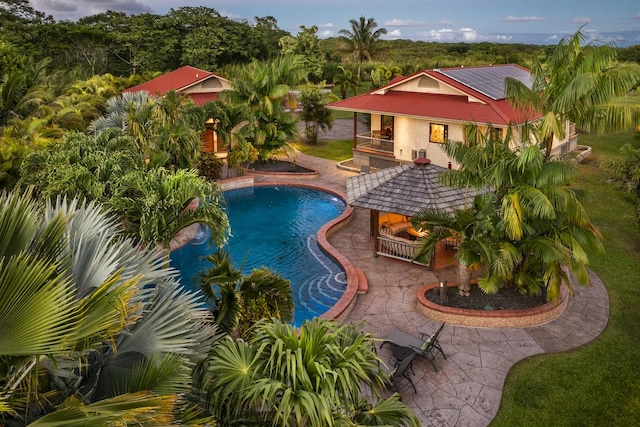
329 66 541 126
187 92 220 106
123 66 218 96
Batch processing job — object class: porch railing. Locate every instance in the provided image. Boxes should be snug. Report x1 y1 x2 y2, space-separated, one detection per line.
355 131 394 154
377 235 428 266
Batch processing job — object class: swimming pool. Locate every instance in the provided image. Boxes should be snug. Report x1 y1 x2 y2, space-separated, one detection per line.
170 185 348 326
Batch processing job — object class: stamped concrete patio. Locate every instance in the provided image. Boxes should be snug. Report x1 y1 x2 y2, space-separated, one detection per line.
249 145 609 427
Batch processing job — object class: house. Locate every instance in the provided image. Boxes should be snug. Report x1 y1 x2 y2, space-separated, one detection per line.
328 64 578 170
123 66 232 155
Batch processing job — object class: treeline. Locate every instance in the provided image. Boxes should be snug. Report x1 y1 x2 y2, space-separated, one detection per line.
2 1 639 82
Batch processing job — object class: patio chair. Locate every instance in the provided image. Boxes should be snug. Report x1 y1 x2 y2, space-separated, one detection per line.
380 323 447 371
384 351 418 393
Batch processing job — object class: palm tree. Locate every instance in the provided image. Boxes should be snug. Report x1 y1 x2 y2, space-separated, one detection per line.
370 63 402 89
333 65 359 100
195 318 419 426
413 193 497 297
338 16 387 79
505 27 640 156
225 56 305 159
198 249 293 338
414 125 603 300
0 188 218 425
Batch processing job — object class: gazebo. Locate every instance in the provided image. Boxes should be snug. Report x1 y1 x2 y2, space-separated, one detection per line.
346 158 482 269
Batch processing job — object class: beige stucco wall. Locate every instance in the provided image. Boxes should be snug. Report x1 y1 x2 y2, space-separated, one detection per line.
393 116 466 168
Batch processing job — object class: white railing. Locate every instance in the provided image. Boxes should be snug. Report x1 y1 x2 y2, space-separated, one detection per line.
355 131 394 154
377 235 426 265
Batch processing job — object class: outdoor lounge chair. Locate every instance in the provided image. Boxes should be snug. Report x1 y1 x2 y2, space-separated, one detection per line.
383 351 418 393
380 323 447 371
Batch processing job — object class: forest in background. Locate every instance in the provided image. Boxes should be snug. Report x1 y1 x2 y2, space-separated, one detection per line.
2 0 640 83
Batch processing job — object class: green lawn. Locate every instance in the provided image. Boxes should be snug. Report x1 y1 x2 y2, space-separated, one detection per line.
290 139 354 162
491 131 640 426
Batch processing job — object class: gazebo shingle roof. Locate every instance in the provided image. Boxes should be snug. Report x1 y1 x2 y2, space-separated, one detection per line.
347 159 481 216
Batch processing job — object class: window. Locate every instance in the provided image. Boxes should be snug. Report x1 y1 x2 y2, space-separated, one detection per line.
490 127 503 141
429 124 448 143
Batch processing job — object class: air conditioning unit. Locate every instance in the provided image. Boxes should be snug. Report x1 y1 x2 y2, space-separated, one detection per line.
418 149 427 159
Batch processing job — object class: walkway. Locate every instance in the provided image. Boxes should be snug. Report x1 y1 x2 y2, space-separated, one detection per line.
251 148 609 426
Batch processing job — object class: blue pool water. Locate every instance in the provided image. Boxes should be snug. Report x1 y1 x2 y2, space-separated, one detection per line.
170 186 348 326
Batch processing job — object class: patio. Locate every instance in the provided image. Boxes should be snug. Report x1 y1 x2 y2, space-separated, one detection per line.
247 150 609 426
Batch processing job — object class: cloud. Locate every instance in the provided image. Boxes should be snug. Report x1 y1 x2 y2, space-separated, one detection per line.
573 16 591 24
504 15 546 22
459 27 478 41
493 34 513 41
32 0 152 19
384 19 423 27
318 22 337 28
386 29 402 39
635 13 640 19
319 30 334 38
383 19 454 27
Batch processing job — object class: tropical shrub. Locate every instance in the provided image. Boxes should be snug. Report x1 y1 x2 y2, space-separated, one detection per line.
20 130 229 248
195 318 419 426
197 152 224 181
198 250 293 339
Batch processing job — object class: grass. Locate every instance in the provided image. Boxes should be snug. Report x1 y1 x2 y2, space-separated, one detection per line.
491 131 640 426
290 139 354 162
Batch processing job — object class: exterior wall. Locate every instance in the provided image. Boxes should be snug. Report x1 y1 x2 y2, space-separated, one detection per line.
393 116 465 168
183 76 232 93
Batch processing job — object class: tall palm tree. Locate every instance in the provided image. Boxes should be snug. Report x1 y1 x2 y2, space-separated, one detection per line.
0 188 218 425
198 249 293 338
338 16 387 79
195 318 419 426
505 28 640 156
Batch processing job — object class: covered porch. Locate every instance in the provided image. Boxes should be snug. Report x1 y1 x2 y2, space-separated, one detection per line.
347 158 480 270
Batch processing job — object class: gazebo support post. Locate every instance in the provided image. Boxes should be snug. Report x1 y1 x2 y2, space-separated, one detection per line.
353 112 358 149
371 209 380 256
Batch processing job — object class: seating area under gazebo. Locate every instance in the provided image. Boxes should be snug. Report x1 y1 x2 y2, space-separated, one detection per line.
346 158 481 270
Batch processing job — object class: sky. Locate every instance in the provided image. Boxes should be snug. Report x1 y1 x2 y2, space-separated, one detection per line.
30 0 640 45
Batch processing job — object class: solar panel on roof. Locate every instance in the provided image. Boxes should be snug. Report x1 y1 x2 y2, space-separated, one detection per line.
438 65 532 100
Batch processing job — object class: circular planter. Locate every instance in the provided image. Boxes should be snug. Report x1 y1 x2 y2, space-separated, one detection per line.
416 282 568 328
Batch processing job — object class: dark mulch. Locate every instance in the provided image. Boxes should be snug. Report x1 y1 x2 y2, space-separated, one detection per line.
425 284 547 310
247 160 314 173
